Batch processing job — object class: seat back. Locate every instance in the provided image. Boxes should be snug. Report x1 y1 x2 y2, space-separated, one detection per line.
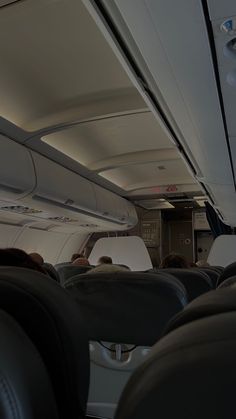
116 310 236 419
65 271 187 418
43 262 60 282
165 286 236 334
56 263 92 284
196 267 219 288
218 275 236 288
0 267 89 419
217 261 236 286
154 268 213 301
0 309 58 419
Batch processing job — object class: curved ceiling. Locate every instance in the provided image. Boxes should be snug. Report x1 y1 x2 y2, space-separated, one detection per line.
0 0 201 205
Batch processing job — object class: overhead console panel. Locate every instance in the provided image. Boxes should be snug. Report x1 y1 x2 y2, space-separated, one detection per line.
90 0 236 225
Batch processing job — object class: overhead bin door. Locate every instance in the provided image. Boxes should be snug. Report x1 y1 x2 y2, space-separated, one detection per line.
94 183 130 224
0 135 35 200
31 152 97 214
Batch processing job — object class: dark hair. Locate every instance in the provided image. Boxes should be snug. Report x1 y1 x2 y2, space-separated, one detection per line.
160 253 190 269
71 253 82 262
0 248 47 274
98 256 113 265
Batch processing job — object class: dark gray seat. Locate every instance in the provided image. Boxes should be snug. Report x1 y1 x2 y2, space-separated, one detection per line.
0 266 89 419
115 309 236 419
56 263 92 284
65 271 187 345
218 275 236 288
153 268 213 301
0 309 58 419
217 261 236 286
43 262 60 282
165 286 236 334
65 271 187 418
197 267 219 288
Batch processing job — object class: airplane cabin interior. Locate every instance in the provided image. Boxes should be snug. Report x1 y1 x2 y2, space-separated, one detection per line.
0 1 236 418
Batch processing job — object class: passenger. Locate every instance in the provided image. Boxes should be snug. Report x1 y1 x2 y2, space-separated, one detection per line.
72 256 90 266
196 259 210 267
0 248 47 274
98 256 113 265
88 262 130 274
71 253 81 263
29 252 44 266
190 262 197 267
159 253 190 269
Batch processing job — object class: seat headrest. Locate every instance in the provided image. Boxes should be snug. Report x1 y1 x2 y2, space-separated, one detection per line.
154 268 213 301
56 264 92 284
0 266 89 419
115 311 236 419
65 271 187 345
217 261 236 286
197 267 219 287
218 275 236 288
165 287 236 335
0 309 58 419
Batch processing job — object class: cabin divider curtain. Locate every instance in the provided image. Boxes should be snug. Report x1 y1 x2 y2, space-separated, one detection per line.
205 201 232 239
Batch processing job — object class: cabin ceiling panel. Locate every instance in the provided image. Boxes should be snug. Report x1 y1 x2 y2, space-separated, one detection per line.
0 0 145 131
99 159 196 191
42 111 175 168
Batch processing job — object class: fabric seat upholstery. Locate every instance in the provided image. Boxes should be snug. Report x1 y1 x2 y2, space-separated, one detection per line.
217 261 236 286
65 271 187 418
0 309 58 419
43 262 60 282
56 264 92 284
0 266 89 419
115 310 236 419
153 268 213 301
65 271 188 346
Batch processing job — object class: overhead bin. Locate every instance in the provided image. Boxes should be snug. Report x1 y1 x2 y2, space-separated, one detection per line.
0 135 36 200
26 151 137 228
93 183 137 225
30 151 97 214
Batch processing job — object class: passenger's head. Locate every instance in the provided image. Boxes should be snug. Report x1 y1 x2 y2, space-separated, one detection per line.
72 257 90 266
0 248 47 274
29 252 44 266
196 260 210 267
98 256 113 265
160 253 190 269
71 253 82 263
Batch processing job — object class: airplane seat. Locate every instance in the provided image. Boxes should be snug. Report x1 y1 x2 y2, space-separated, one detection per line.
217 275 236 289
196 267 219 288
43 262 60 282
115 310 236 419
65 271 188 419
153 268 213 301
54 262 71 269
0 266 90 419
217 261 236 286
0 309 59 419
208 265 224 274
56 264 92 285
164 286 236 336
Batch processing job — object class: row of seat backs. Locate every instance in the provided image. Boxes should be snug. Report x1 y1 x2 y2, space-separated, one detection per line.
0 309 59 419
0 266 89 419
115 287 236 418
65 272 188 346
